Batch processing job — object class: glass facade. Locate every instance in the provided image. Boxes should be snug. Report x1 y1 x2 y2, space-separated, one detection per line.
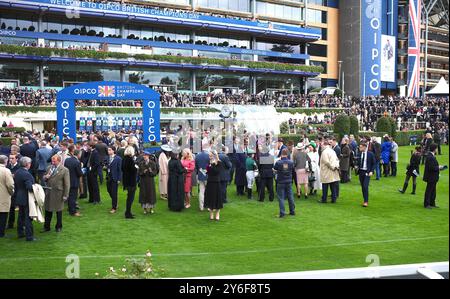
256 1 303 21
126 69 191 91
256 75 301 94
196 0 250 12
256 42 302 54
306 9 326 24
0 12 38 31
45 65 121 87
0 63 39 87
195 34 250 49
196 72 250 93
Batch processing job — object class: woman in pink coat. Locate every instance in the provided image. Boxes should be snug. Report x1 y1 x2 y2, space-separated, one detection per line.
181 148 195 208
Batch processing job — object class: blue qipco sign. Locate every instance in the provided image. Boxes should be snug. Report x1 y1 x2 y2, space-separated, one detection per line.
56 81 160 143
361 0 382 96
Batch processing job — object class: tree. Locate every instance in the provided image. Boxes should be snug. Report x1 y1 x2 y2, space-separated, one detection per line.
349 115 359 136
333 114 350 140
388 117 397 138
376 117 392 136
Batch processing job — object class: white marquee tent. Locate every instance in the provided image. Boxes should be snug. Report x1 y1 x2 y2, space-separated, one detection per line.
425 77 449 95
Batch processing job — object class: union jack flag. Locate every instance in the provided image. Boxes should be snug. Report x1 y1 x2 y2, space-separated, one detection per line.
407 0 422 98
98 86 115 97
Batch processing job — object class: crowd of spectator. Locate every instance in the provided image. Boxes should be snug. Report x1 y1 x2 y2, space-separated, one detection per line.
0 86 448 132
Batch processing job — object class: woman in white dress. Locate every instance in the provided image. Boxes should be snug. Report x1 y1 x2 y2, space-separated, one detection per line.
307 142 322 194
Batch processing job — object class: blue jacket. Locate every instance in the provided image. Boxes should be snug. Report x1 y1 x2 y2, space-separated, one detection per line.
64 156 83 188
358 151 376 174
381 141 392 164
195 151 210 182
107 155 123 182
219 153 232 182
13 167 35 206
277 144 287 158
273 157 294 184
36 147 53 172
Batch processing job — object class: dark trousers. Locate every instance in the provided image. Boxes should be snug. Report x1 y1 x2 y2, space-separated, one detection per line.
220 181 228 203
359 172 371 203
7 202 15 228
125 186 136 216
424 181 437 207
321 182 338 203
391 162 397 176
44 210 63 230
17 205 33 240
38 170 47 187
68 188 79 215
107 179 119 210
236 185 245 196
341 171 349 183
0 212 7 237
87 170 100 203
437 142 442 155
404 174 417 185
98 166 104 185
382 163 390 176
80 174 88 198
259 177 274 201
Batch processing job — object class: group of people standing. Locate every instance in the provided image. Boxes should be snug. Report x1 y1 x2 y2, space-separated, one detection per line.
0 127 447 241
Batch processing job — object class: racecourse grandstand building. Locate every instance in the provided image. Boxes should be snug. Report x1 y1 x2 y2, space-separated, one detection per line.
0 0 343 95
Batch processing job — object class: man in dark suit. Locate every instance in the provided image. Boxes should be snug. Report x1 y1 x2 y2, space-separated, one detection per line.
423 143 447 209
258 152 274 202
357 143 376 207
7 154 20 229
370 137 382 180
219 147 232 204
106 146 122 213
79 141 90 199
95 136 108 185
64 145 83 216
20 136 37 178
13 157 35 241
86 142 101 204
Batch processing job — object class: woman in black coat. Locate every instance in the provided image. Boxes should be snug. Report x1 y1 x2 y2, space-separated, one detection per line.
138 152 159 215
121 146 137 219
168 152 185 212
205 151 224 221
399 146 422 195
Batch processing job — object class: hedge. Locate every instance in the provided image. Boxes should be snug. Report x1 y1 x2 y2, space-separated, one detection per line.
0 137 14 146
0 127 26 133
333 114 350 139
0 106 220 115
0 44 324 74
376 117 392 136
349 116 359 136
395 130 426 146
276 108 345 115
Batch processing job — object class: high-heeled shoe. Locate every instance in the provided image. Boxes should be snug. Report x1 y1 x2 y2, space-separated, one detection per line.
215 214 220 221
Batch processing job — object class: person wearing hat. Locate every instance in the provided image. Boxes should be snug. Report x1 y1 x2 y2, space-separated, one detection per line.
245 150 257 199
159 144 172 200
307 141 321 195
293 142 311 199
138 151 159 215
168 149 185 212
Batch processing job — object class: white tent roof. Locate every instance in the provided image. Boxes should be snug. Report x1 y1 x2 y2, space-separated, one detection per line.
425 77 449 95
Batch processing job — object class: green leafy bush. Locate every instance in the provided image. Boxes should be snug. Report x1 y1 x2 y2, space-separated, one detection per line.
349 115 359 136
376 117 392 136
333 114 350 139
0 44 323 74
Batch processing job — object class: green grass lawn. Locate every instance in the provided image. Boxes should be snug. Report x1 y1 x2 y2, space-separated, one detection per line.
0 146 448 278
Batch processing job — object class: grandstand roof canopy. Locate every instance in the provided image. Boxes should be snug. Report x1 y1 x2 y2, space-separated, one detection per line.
425 77 449 95
425 0 449 29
